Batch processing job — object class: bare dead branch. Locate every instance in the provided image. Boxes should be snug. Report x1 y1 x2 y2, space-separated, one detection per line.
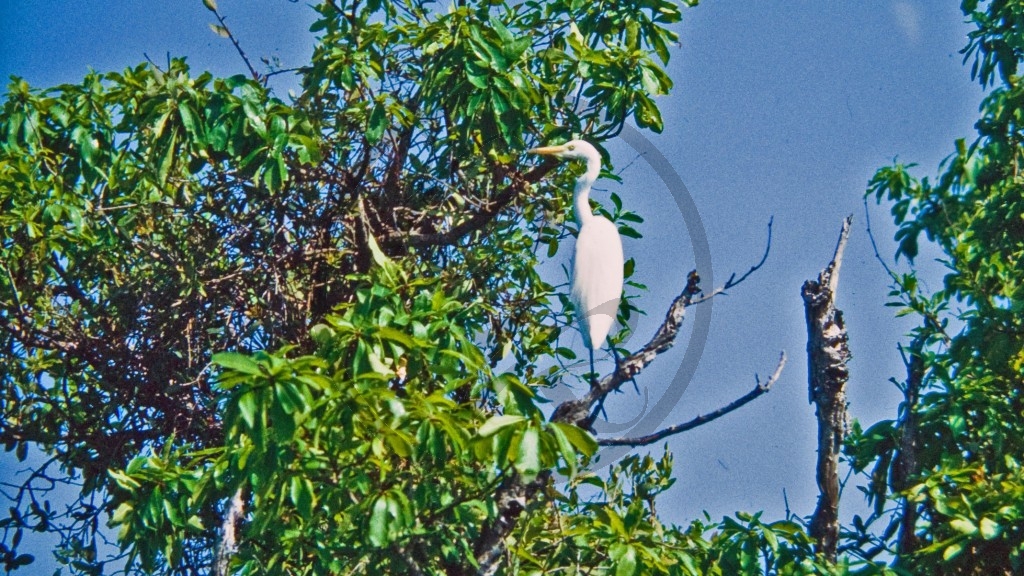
804 215 853 562
476 233 774 573
598 351 786 446
550 270 703 429
690 217 772 305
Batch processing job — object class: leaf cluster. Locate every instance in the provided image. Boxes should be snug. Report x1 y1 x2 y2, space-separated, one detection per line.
851 1 1024 572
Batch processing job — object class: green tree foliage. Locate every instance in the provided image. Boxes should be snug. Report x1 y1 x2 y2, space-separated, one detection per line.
850 1 1024 573
2 0 814 574
11 0 1024 574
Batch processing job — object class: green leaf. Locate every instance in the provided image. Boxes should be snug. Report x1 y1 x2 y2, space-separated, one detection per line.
611 542 638 576
203 0 218 11
108 469 142 492
618 224 643 239
478 414 526 437
548 422 578 476
213 352 262 376
275 380 307 415
551 422 598 457
157 128 177 185
366 102 386 144
376 326 416 349
364 224 399 281
514 427 541 480
178 104 200 137
368 496 390 547
950 517 977 535
555 346 577 360
289 476 315 519
237 391 258 429
595 507 627 536
208 23 230 38
979 517 1001 540
10 554 34 569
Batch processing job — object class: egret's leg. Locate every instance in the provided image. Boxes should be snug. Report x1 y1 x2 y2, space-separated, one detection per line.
588 346 608 421
609 341 640 394
588 396 608 423
588 347 595 387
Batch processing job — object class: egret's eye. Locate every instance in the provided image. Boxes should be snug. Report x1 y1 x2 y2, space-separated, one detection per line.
568 145 575 151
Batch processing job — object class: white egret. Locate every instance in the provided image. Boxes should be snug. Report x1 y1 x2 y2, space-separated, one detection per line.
528 139 623 385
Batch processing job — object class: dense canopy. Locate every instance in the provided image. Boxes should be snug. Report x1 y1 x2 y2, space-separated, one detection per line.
1 0 1023 575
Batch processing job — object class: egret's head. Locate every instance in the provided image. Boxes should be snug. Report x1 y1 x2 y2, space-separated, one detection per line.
526 139 599 162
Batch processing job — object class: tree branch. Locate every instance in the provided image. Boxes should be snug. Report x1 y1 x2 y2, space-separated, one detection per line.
863 198 950 344
804 215 853 562
690 217 772 305
214 486 247 576
394 544 426 576
550 271 703 429
893 335 925 559
207 5 261 82
473 472 544 576
474 272 701 574
475 234 773 574
597 352 786 446
552 223 771 431
385 162 557 248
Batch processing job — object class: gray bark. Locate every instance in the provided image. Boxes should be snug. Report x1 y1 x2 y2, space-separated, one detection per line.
803 216 852 562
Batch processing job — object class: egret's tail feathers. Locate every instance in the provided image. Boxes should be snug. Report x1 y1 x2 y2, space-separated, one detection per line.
578 297 620 350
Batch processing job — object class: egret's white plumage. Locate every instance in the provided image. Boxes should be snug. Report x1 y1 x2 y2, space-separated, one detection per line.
572 215 623 350
527 139 623 377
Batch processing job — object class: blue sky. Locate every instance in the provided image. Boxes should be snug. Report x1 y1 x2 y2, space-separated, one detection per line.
1 0 984 570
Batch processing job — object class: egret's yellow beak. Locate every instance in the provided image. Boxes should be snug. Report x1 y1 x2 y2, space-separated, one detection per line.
526 144 567 156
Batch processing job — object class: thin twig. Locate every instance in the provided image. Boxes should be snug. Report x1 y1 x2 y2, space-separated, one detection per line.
863 198 951 344
210 8 261 82
597 352 786 446
690 217 773 305
862 198 898 280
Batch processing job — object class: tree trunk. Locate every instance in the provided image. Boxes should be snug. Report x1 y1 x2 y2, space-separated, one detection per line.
893 335 925 559
803 216 852 562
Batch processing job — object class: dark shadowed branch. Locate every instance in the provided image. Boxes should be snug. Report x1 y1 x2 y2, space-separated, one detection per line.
386 162 558 248
892 336 924 560
598 352 786 447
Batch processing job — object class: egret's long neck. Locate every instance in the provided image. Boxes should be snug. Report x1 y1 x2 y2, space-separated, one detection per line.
572 156 601 226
